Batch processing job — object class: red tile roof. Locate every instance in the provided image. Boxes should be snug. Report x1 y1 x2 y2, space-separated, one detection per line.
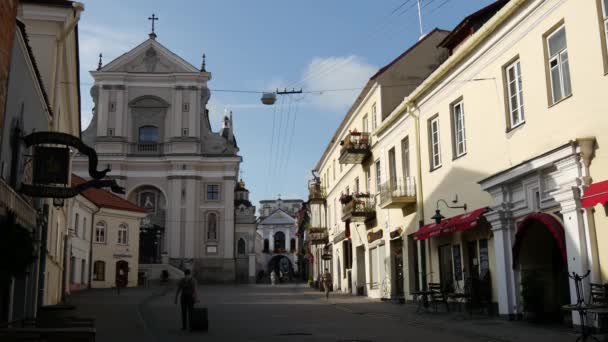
71 174 147 213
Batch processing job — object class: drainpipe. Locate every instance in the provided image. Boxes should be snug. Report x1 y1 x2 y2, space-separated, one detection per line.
88 206 100 289
406 102 428 290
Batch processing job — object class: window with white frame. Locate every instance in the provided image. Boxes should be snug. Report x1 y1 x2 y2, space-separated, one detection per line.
401 137 410 179
362 114 369 133
371 103 377 130
451 101 467 158
375 160 381 193
95 222 106 243
206 184 220 201
333 160 336 180
505 59 525 128
93 260 105 281
429 117 442 169
118 224 128 245
354 177 360 193
82 217 87 240
366 170 371 193
546 25 572 103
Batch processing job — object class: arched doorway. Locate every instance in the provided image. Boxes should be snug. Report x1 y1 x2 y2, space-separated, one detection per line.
129 185 167 263
268 255 294 282
513 213 569 322
115 260 129 288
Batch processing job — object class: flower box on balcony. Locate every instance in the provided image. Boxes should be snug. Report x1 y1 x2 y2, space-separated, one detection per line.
341 197 376 223
339 131 370 164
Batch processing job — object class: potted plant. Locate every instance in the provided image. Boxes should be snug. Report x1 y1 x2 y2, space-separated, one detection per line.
339 193 353 204
521 271 544 322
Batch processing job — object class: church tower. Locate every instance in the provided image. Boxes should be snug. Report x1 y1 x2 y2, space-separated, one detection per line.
74 21 243 282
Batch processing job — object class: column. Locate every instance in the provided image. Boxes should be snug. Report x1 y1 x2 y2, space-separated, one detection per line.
285 229 290 251
96 88 109 136
269 230 274 253
115 86 124 136
486 207 520 319
188 88 196 137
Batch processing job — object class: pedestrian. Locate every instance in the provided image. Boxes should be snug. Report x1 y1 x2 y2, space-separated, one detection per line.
270 270 277 285
322 268 332 300
175 269 197 330
116 268 125 295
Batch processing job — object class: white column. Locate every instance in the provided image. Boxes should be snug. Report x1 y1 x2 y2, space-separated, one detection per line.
248 253 256 282
486 207 520 318
96 88 109 136
285 229 291 251
188 89 196 136
269 229 274 252
115 87 124 136
223 179 235 258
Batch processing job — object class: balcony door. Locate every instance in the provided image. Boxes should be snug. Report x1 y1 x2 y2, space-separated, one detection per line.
388 148 397 190
139 125 159 143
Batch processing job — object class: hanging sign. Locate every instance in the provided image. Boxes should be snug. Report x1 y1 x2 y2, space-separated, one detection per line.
390 227 403 239
19 131 124 198
367 230 383 243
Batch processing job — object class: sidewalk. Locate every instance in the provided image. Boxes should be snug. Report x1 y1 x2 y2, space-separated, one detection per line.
323 290 584 342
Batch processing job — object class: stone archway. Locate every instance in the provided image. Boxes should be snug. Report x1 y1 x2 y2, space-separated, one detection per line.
129 185 167 264
268 255 294 282
513 213 569 321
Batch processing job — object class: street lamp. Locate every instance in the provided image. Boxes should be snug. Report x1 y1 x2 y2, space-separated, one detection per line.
432 197 467 224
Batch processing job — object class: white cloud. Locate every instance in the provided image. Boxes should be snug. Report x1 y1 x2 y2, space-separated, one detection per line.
301 55 377 112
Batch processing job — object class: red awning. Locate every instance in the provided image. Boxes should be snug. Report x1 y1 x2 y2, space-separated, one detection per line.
512 213 567 267
414 207 490 240
581 180 608 208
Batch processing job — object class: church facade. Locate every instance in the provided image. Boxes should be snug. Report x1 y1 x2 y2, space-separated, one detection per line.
74 31 253 282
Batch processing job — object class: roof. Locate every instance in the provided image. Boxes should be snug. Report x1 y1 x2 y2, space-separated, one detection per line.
438 0 509 51
314 28 448 171
258 208 296 226
71 174 147 213
15 20 53 117
20 0 74 7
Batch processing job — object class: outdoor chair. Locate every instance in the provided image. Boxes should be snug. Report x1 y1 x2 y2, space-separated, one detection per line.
448 278 472 315
589 282 608 331
428 282 449 312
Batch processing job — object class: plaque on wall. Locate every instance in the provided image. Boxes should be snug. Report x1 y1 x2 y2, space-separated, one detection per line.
367 230 383 243
206 246 217 254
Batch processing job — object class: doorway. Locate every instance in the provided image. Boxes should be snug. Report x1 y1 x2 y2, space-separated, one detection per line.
268 255 294 282
115 260 129 288
438 244 454 293
356 245 366 295
391 238 404 297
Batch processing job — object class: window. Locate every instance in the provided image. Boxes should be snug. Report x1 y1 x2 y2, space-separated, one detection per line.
138 125 159 143
183 102 190 112
94 222 106 243
107 128 114 136
290 238 296 252
333 160 336 180
182 128 189 136
263 239 269 253
354 177 360 193
82 217 87 240
546 25 572 103
429 116 442 169
388 148 397 187
74 213 79 237
237 238 246 255
401 137 410 179
451 101 467 157
345 186 350 195
366 170 371 193
206 184 220 201
362 114 369 133
505 60 525 128
339 162 343 173
375 160 381 193
207 213 218 240
602 0 608 52
109 102 116 112
118 224 128 245
93 260 105 281
371 104 377 130
274 231 285 251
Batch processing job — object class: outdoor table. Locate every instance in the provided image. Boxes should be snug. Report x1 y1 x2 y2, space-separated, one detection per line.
561 303 608 342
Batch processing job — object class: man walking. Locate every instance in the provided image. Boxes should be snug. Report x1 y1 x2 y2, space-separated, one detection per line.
322 268 332 300
175 269 197 330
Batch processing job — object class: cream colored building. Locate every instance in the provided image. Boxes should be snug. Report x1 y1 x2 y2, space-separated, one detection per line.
19 0 84 305
373 0 608 321
71 175 147 288
310 29 449 299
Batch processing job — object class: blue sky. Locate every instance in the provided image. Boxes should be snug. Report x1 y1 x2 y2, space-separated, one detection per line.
78 0 495 206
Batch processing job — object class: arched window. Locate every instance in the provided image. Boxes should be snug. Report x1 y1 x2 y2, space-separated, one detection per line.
263 239 269 253
118 224 128 245
207 213 218 240
237 238 246 255
290 238 296 252
138 125 159 143
93 260 105 281
274 231 285 251
95 222 106 243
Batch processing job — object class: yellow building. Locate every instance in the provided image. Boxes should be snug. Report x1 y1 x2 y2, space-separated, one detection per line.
374 0 608 321
19 0 84 305
310 29 449 298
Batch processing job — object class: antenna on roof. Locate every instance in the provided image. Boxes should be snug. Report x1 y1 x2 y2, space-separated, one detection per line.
417 0 424 40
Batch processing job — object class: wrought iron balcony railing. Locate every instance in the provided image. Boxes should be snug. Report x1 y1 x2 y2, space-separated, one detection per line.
341 196 376 223
339 131 371 164
379 177 416 210
308 180 326 203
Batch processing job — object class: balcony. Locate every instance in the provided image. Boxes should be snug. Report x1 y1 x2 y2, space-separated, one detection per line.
339 131 370 164
308 179 326 203
379 177 417 210
341 195 376 223
0 178 37 227
307 227 329 245
129 142 164 155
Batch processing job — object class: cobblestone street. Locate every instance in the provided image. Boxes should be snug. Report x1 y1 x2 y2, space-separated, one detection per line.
68 283 579 342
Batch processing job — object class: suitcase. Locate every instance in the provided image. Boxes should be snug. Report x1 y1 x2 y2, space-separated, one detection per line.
190 306 208 331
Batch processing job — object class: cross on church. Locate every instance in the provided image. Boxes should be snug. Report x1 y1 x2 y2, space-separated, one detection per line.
148 14 159 33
